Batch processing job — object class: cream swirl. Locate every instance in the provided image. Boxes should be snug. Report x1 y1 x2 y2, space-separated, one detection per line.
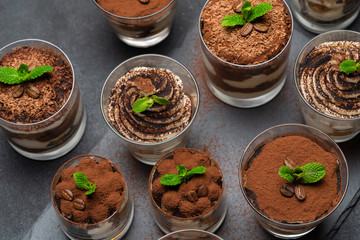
299 41 360 118
108 67 192 142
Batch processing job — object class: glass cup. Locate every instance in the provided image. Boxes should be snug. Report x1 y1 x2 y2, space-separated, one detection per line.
149 148 227 234
239 123 348 239
0 39 86 160
288 0 360 34
101 54 199 165
50 154 134 240
158 229 224 240
294 30 360 142
92 0 178 48
198 0 293 108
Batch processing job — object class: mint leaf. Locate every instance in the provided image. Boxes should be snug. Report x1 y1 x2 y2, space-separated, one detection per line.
356 62 360 69
340 59 358 74
247 3 273 22
241 1 252 21
73 172 96 195
186 166 207 179
177 165 187 177
278 165 294 183
0 67 21 84
17 63 29 78
132 96 154 113
28 65 53 80
160 174 183 186
221 14 246 27
292 166 303 174
297 163 326 184
152 95 171 105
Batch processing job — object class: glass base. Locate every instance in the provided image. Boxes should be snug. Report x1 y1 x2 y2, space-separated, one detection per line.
116 26 171 48
292 9 360 34
263 225 316 239
9 112 87 161
324 131 359 143
205 75 286 108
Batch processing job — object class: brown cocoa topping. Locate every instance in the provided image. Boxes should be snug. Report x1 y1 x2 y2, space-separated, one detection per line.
133 76 156 95
55 158 126 224
97 0 172 18
151 148 223 218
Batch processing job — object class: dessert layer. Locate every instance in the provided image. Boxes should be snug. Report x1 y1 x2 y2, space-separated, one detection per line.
299 41 360 118
97 0 172 18
201 0 292 65
0 46 73 124
108 67 192 143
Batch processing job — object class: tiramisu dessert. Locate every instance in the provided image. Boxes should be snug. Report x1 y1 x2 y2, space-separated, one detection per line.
108 67 192 143
0 42 85 160
199 0 292 107
149 148 227 233
51 155 133 239
298 41 360 119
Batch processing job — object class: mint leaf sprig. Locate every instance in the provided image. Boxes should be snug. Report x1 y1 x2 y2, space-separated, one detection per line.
221 1 273 27
73 172 96 195
340 59 360 74
0 63 53 85
132 95 170 113
160 165 207 186
279 163 326 184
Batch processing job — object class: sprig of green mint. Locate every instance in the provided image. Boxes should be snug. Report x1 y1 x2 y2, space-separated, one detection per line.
339 59 360 74
0 63 53 85
221 1 273 27
132 95 170 113
279 163 326 184
160 165 207 186
73 172 96 195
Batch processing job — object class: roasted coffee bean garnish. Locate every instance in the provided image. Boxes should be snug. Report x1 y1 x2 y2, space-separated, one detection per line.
73 198 85 211
233 0 245 13
197 185 209 198
284 157 297 170
295 185 306 201
62 189 74 201
280 183 294 198
138 0 149 4
12 84 24 98
26 85 40 99
240 23 253 37
253 23 268 33
187 191 199 203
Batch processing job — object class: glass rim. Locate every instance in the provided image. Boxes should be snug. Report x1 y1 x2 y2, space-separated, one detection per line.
92 0 177 20
50 154 128 226
158 229 224 240
148 147 225 220
238 123 349 227
100 54 200 147
0 38 76 126
294 29 360 121
198 0 294 68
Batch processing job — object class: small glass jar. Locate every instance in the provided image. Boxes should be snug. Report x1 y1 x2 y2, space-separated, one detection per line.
158 229 224 240
149 148 227 234
239 124 348 239
92 0 178 48
294 30 360 142
198 0 293 108
50 154 134 240
0 39 86 160
101 54 199 165
288 0 360 34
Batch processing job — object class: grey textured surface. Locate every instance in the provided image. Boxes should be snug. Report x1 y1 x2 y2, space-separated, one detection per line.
0 0 359 239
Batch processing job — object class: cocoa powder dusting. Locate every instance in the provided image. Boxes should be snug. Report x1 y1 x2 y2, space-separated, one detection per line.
151 148 223 218
55 158 126 224
201 0 292 65
97 0 172 18
244 136 341 223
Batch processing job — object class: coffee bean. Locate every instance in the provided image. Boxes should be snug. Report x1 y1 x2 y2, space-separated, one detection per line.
280 183 294 198
295 185 306 201
26 85 40 99
62 189 74 201
197 185 209 198
138 0 149 4
233 0 245 13
187 191 199 203
240 23 253 37
12 85 24 98
284 157 297 170
253 23 268 33
73 198 85 211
